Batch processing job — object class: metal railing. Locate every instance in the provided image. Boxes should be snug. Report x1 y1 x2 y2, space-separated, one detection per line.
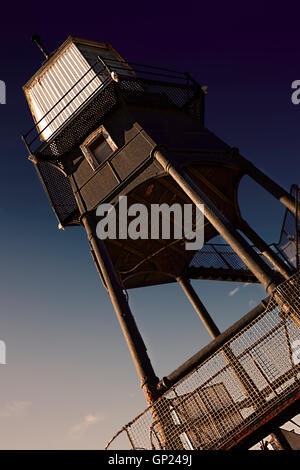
190 242 260 272
189 188 300 280
22 57 112 153
189 242 294 276
22 56 200 156
276 185 300 270
105 271 300 450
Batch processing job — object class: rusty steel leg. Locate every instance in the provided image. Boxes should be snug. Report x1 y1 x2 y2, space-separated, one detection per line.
177 277 265 409
82 212 159 403
154 148 283 294
177 277 221 338
83 213 184 449
240 156 297 216
239 219 294 280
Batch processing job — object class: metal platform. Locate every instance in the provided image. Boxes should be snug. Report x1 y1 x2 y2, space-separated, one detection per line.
105 271 300 450
22 59 202 228
188 185 299 283
188 241 295 284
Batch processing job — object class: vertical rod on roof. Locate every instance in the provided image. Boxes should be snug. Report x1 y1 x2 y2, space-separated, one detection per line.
31 34 50 60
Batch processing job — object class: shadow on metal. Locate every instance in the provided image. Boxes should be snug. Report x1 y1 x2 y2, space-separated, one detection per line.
106 271 300 450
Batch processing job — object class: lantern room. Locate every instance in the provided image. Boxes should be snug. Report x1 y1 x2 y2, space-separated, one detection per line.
23 36 131 141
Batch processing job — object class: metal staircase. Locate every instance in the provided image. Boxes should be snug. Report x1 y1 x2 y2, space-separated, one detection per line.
188 185 300 284
105 185 300 450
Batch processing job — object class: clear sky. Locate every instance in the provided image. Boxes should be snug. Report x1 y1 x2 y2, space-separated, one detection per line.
0 0 299 449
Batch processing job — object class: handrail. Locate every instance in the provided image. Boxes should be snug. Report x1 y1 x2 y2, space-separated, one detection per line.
293 184 299 269
105 272 300 450
23 56 200 154
96 54 190 77
26 64 110 147
24 57 105 138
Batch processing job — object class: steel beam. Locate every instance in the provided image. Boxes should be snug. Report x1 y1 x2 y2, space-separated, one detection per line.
82 212 159 402
177 277 221 338
158 293 270 391
153 148 283 294
239 219 294 280
240 156 297 215
176 277 266 409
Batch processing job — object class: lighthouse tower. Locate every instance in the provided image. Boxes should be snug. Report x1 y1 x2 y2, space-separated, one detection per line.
22 36 300 450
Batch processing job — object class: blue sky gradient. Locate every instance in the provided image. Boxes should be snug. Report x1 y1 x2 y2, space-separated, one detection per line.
0 0 299 449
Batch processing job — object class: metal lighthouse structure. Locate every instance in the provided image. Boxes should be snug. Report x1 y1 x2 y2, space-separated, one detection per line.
22 36 300 450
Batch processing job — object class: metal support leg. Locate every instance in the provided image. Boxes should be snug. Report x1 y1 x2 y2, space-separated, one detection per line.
82 213 159 403
239 219 294 280
177 277 220 338
177 277 266 412
153 148 283 294
240 156 297 216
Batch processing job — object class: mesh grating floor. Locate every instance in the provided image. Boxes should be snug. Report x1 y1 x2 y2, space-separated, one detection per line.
276 185 300 270
106 272 300 450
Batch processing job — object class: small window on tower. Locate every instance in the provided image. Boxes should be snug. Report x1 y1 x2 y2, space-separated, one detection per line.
80 125 118 170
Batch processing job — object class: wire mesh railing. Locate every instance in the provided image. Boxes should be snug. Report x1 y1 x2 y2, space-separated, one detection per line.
189 242 294 276
22 58 112 154
190 243 258 272
22 56 201 158
189 190 300 281
276 185 300 270
106 271 300 450
22 57 203 226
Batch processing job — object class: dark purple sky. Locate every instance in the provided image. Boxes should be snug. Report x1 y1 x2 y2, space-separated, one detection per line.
1 0 299 220
0 0 299 449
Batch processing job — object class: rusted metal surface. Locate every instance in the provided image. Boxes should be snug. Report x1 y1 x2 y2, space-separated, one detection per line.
82 213 159 402
22 38 300 453
153 148 283 293
223 392 300 449
106 272 300 450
